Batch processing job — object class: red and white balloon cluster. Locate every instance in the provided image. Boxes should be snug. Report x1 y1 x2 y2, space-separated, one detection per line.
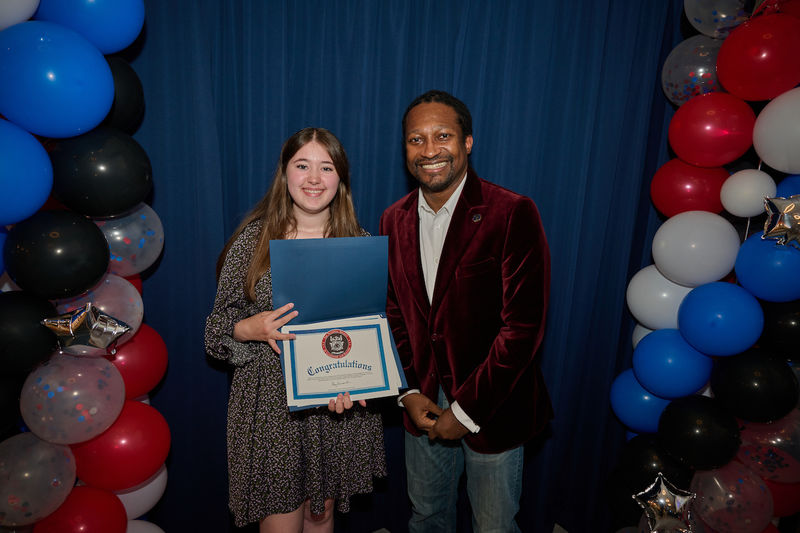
611 1 800 531
0 2 168 533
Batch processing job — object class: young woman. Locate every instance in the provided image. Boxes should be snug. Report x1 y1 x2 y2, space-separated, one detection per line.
205 128 386 532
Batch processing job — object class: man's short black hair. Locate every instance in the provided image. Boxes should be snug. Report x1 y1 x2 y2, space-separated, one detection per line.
402 90 473 138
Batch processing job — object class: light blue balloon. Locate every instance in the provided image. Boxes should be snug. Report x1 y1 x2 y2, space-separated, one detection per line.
610 369 671 434
633 329 713 398
34 0 145 54
0 119 53 225
775 175 800 198
735 234 800 302
0 21 114 138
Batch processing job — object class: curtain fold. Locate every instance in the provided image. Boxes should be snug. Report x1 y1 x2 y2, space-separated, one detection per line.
130 1 682 530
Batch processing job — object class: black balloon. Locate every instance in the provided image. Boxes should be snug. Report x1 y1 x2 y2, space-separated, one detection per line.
3 211 110 299
103 56 145 134
759 299 800 359
616 435 694 493
0 291 58 375
711 348 799 423
606 467 648 527
49 126 152 217
0 374 25 442
657 395 740 470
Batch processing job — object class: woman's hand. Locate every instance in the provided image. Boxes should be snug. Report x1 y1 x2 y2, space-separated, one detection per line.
328 392 367 414
232 302 298 353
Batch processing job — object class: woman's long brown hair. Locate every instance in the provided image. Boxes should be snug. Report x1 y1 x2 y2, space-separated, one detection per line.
215 128 361 301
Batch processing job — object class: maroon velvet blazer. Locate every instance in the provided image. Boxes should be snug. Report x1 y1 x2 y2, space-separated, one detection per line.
380 169 553 453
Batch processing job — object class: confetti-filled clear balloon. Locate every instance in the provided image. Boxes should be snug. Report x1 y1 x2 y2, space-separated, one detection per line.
737 409 800 483
0 432 76 527
691 461 773 533
684 0 749 38
661 35 722 106
20 353 125 444
95 203 164 277
54 273 143 347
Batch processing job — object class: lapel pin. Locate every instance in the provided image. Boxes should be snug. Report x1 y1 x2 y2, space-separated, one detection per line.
472 214 482 223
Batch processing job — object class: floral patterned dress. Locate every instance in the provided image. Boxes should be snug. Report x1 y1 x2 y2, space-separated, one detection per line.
204 221 386 527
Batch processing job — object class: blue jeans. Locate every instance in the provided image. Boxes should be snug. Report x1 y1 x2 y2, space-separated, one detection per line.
404 388 524 533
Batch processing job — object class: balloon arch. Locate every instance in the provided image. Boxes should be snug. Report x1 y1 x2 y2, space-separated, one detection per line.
0 2 168 532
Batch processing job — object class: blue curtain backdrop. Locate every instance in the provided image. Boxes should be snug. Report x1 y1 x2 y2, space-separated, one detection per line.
128 1 681 531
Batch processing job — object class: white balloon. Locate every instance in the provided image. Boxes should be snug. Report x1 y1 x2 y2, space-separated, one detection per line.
115 464 167 519
0 0 39 31
720 169 776 217
632 323 654 349
652 211 741 287
125 520 165 533
626 265 693 330
753 87 800 174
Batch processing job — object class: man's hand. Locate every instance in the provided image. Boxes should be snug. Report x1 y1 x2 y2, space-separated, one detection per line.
428 408 469 441
401 393 443 432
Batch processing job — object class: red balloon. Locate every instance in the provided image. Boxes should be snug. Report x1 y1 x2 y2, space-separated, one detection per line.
107 323 167 399
717 14 800 101
71 401 170 491
668 92 755 167
650 158 728 216
32 486 126 533
763 478 800 516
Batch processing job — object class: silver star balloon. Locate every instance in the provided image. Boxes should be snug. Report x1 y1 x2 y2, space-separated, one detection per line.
633 472 695 533
41 302 130 356
763 196 800 247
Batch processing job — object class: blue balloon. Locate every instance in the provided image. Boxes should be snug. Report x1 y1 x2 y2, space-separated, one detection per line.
0 21 114 138
735 234 800 302
633 329 712 398
0 228 6 273
34 0 145 54
776 175 800 198
0 119 53 225
678 281 764 356
610 369 671 434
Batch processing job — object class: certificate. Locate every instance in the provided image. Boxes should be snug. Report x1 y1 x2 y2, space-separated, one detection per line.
280 315 403 409
271 237 407 409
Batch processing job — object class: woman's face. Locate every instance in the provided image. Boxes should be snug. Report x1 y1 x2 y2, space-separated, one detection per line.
286 140 340 218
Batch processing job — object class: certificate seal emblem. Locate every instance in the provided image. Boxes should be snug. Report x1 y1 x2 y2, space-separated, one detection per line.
322 329 351 358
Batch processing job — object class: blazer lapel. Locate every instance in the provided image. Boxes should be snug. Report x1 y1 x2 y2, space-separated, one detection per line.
431 170 486 309
396 192 431 317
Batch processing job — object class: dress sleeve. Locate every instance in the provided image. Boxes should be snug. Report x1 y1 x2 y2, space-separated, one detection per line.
204 222 261 367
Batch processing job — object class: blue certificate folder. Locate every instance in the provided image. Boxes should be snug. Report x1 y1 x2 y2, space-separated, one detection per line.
271 236 389 324
271 236 407 409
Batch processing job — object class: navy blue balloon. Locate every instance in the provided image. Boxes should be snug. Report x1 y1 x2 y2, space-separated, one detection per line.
776 175 800 198
0 21 114 138
633 329 712 398
610 369 671 434
735 234 800 302
34 0 145 54
0 119 53 225
678 281 764 356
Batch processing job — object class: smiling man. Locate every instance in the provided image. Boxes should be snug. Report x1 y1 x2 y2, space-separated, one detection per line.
380 90 553 533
